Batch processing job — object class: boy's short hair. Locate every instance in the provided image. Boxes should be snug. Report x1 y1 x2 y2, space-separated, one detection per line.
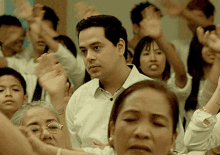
187 0 215 18
76 15 128 59
130 1 161 25
0 67 26 95
42 6 59 30
0 15 22 28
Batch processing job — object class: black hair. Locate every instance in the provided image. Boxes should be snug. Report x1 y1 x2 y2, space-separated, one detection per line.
0 15 22 28
108 80 179 140
53 35 77 57
186 0 215 19
0 67 26 95
76 15 127 59
185 25 216 111
43 6 59 30
132 36 170 81
130 1 161 25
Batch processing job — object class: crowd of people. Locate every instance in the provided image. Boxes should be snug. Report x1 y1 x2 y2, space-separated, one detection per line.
0 0 220 154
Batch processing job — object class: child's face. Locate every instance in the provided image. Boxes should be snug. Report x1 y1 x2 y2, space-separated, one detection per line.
0 75 27 116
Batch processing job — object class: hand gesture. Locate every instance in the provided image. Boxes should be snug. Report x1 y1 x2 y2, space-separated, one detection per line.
155 0 183 17
197 26 220 53
139 6 162 39
19 126 45 155
90 140 109 149
35 53 67 96
74 2 99 20
12 0 33 20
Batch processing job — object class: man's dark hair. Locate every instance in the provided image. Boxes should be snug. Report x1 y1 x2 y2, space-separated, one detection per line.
42 6 59 30
76 15 128 59
187 0 215 19
130 1 161 25
0 15 22 28
0 67 27 95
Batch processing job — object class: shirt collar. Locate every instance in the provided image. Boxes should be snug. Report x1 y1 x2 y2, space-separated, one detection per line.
90 65 143 96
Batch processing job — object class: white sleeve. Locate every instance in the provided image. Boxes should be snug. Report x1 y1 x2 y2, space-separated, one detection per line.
184 109 220 151
6 57 26 73
53 44 84 90
166 73 192 102
66 92 81 148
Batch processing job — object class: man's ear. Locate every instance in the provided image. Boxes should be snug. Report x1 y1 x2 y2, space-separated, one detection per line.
117 38 126 56
109 121 115 147
22 94 28 105
207 15 214 22
132 24 140 35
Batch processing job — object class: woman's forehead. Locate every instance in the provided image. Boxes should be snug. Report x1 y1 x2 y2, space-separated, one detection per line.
22 107 58 125
119 88 172 117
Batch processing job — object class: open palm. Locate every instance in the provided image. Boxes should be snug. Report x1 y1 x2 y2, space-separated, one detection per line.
36 53 67 95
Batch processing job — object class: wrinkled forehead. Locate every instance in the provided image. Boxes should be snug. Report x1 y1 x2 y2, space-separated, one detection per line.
21 106 58 126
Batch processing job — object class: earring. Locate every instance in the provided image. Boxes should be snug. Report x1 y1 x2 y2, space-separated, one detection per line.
109 137 113 141
169 148 174 155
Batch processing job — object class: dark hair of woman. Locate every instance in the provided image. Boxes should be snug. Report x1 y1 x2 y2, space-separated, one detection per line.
132 36 170 81
185 25 216 112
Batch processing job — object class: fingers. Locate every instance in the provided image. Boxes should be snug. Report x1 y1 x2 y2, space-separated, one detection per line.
141 5 159 20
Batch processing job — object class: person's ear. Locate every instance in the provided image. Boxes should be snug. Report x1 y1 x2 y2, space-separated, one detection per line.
132 24 140 35
168 132 177 154
207 15 214 22
117 38 126 56
22 94 28 105
109 121 115 147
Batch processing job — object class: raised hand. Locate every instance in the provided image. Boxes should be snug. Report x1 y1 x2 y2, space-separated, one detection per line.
139 6 162 39
155 0 183 17
74 2 99 20
35 53 67 96
12 0 33 20
197 26 220 53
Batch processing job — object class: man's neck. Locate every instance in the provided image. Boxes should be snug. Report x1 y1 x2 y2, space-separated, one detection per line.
33 49 44 62
100 63 131 96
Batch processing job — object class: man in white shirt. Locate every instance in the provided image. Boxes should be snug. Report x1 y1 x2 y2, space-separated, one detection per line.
66 15 152 149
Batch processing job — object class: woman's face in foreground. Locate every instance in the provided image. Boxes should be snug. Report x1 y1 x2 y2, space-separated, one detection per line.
21 107 66 148
111 88 176 155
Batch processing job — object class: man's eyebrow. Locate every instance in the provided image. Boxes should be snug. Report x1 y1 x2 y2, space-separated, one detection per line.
79 41 102 49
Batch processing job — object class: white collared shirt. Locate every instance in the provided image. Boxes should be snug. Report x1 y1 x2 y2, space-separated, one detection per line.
66 65 152 148
185 109 220 151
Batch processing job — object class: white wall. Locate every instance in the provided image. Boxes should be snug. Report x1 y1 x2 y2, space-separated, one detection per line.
0 0 5 15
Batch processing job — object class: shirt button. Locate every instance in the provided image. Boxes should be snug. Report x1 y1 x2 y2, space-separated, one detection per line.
110 98 113 101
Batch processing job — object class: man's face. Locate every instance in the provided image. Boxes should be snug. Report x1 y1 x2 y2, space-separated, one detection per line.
187 9 213 33
0 26 25 54
79 27 122 80
28 20 54 54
